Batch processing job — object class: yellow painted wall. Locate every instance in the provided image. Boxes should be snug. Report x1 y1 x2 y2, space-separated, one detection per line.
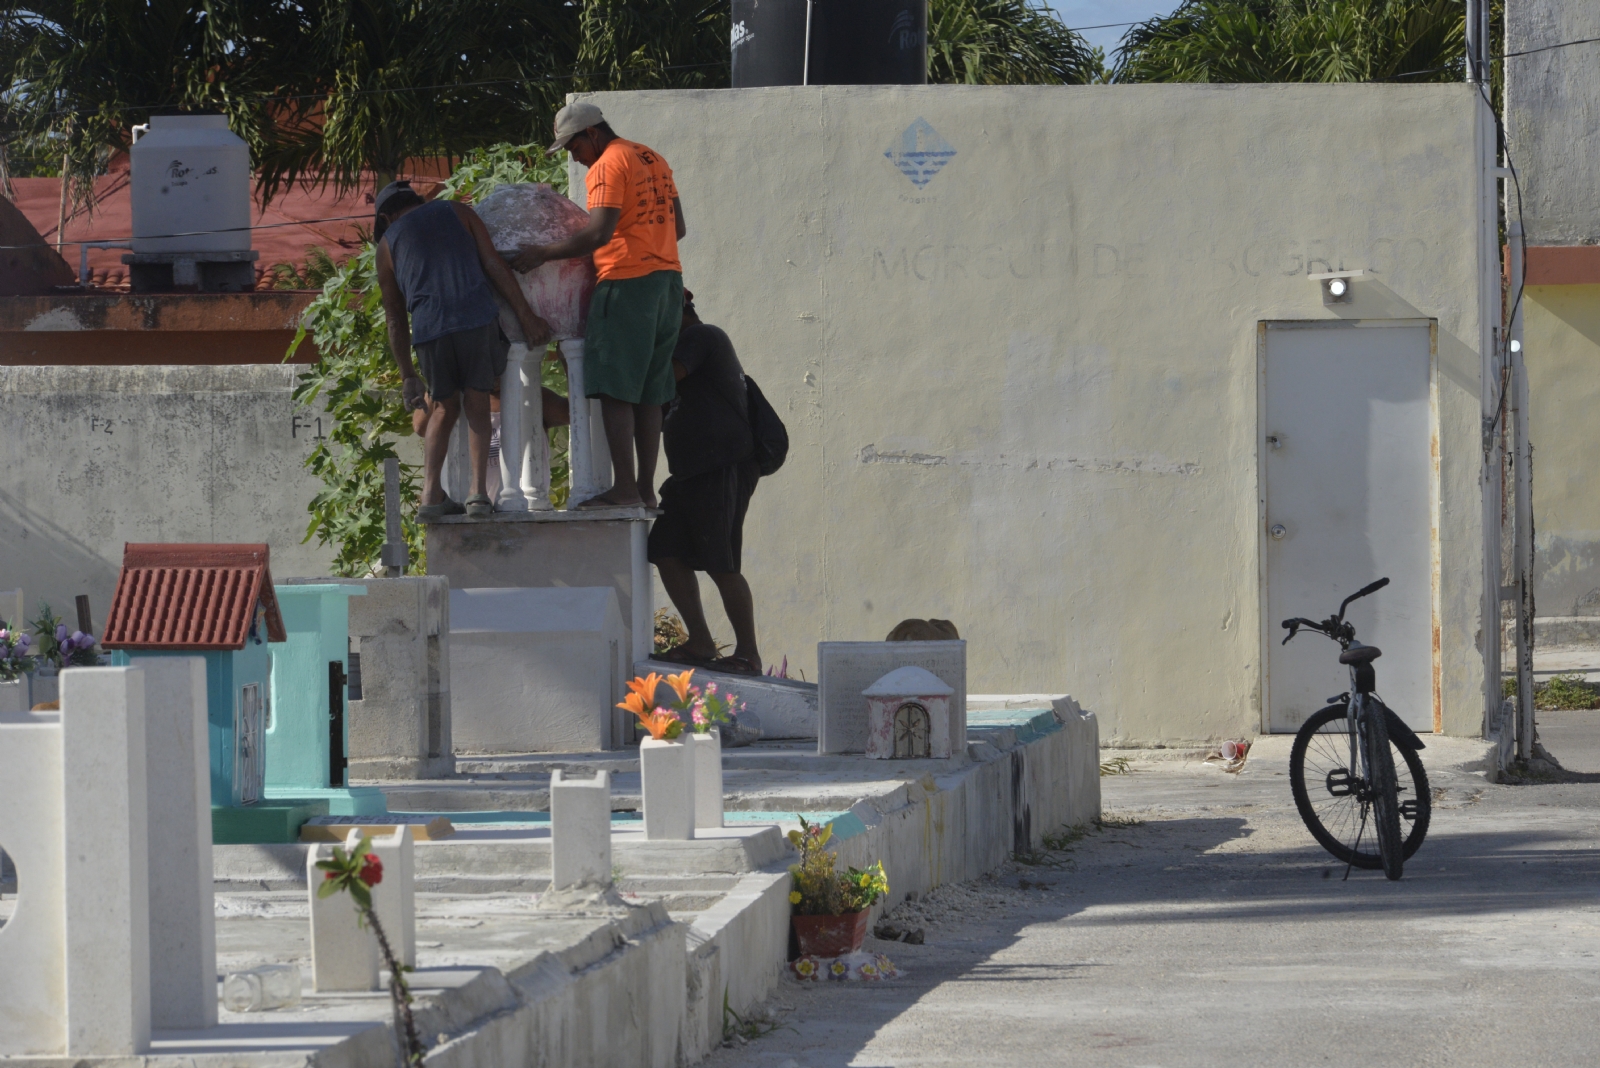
1526 285 1600 615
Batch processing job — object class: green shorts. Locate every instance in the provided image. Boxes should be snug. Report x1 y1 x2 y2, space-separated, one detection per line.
584 270 683 405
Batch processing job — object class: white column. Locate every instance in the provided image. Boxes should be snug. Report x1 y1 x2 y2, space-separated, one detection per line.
62 667 151 1056
367 826 416 968
561 337 597 505
550 769 612 888
141 658 217 1030
521 347 552 510
630 520 653 665
307 832 379 992
496 344 530 512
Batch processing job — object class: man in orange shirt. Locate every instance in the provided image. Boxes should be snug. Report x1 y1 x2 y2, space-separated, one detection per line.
513 101 686 509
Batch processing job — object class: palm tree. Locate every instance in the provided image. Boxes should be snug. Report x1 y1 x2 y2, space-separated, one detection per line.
1114 0 1472 84
929 0 1103 84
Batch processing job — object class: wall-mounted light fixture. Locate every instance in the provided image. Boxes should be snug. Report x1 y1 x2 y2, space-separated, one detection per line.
1308 269 1365 306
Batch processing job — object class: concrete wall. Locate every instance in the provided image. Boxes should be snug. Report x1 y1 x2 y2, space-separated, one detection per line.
585 83 1488 741
1505 1 1600 246
0 366 336 619
1505 3 1600 615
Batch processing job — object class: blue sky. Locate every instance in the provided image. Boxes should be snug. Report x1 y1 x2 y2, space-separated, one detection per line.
1045 0 1178 54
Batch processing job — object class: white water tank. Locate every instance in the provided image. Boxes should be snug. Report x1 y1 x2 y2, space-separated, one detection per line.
130 115 251 254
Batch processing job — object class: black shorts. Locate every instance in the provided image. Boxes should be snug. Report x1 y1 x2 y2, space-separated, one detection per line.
414 321 508 401
648 460 760 574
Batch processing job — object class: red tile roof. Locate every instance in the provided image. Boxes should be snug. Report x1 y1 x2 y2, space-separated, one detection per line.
9 153 450 290
103 543 287 650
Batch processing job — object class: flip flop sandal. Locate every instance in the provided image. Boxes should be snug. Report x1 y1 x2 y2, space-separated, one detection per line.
464 494 494 517
654 645 718 668
711 654 763 677
418 496 466 520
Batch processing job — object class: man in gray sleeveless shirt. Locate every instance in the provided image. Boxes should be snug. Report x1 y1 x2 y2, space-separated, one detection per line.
374 181 551 518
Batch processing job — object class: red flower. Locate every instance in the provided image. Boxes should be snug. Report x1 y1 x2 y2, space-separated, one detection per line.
359 853 384 887
324 870 337 881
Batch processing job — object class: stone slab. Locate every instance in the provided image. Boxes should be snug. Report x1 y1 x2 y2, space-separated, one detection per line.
817 641 966 754
211 801 329 845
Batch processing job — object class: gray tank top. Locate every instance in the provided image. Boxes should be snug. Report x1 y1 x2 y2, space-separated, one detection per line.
383 200 500 345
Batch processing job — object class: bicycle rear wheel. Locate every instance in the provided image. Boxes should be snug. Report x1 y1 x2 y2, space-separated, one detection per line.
1289 704 1431 871
1362 702 1405 880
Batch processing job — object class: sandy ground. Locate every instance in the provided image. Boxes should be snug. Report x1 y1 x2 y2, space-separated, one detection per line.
704 732 1600 1068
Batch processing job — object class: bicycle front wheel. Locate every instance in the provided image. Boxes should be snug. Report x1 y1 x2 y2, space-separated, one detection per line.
1362 703 1405 880
1289 704 1431 872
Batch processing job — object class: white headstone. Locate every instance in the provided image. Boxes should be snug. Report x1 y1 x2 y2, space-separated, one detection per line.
549 769 612 888
817 641 966 755
141 657 217 1030
307 832 380 992
61 668 152 1056
366 826 416 968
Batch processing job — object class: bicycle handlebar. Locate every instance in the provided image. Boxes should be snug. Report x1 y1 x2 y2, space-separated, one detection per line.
1280 577 1390 646
1337 577 1390 621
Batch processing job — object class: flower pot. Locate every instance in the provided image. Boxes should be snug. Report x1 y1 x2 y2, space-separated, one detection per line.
792 910 870 958
639 737 695 840
0 676 28 717
690 731 723 829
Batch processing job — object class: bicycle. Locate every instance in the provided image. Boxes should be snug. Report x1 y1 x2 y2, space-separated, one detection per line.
1281 577 1431 880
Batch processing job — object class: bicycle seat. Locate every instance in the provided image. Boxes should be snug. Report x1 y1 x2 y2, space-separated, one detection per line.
1338 645 1382 664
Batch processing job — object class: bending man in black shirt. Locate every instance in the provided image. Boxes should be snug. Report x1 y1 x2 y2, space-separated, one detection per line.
649 290 763 676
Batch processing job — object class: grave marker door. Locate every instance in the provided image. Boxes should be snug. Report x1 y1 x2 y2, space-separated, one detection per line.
235 683 264 805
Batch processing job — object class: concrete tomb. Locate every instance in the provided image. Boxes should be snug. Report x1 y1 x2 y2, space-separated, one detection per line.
336 576 453 780
549 769 613 888
427 506 654 672
864 665 956 760
264 582 387 816
639 738 696 840
307 830 380 993
817 640 966 755
449 586 627 753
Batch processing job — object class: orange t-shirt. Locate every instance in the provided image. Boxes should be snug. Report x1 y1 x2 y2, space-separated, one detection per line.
585 139 682 281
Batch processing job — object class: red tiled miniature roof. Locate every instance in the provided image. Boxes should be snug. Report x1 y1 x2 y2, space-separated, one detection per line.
103 543 287 650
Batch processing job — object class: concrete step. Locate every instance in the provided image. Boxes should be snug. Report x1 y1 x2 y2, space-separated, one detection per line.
214 824 787 893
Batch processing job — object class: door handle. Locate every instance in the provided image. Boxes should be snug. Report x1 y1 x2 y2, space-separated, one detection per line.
1269 523 1287 540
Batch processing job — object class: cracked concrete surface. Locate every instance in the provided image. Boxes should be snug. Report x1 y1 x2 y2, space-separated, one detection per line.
706 734 1600 1068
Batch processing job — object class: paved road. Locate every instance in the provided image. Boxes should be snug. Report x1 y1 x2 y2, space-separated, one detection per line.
708 734 1600 1068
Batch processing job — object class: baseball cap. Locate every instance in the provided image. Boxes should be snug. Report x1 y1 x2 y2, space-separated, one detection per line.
549 101 606 153
374 180 416 216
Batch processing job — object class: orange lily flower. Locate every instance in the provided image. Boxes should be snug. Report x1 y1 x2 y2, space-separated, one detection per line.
635 708 684 740
666 669 695 705
616 691 651 717
626 673 661 705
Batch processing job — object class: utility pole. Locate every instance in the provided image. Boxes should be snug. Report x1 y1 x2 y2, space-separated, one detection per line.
1467 0 1508 756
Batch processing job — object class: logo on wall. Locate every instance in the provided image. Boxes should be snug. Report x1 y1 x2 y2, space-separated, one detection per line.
885 118 955 189
730 20 752 50
888 10 922 51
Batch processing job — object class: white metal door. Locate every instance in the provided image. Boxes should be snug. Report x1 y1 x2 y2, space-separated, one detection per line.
1262 322 1435 733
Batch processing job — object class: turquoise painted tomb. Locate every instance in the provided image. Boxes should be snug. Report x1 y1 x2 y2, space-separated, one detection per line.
264 583 385 816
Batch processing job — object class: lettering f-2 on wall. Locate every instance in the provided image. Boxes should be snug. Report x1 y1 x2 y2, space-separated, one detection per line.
1258 320 1440 735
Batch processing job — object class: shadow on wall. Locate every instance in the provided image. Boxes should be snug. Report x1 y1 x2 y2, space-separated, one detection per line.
0 485 121 617
1535 535 1600 618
